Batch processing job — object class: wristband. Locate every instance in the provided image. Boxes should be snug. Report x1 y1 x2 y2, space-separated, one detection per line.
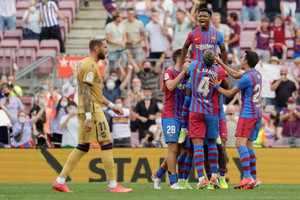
215 85 221 90
108 102 115 109
85 112 92 120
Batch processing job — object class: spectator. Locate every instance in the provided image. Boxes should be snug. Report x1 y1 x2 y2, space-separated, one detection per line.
107 98 132 147
164 8 195 51
62 74 78 103
50 97 69 148
212 12 230 52
131 52 165 98
102 0 118 25
105 11 127 68
154 0 174 21
60 101 78 148
124 8 146 69
269 55 286 66
145 10 169 59
290 25 300 59
134 88 159 141
149 111 166 147
11 106 45 148
241 0 261 25
271 66 297 112
141 130 157 147
0 102 13 147
0 84 24 120
225 104 238 147
227 12 241 60
133 0 152 25
263 0 283 23
0 0 16 31
269 16 288 59
265 109 280 147
6 64 23 98
103 64 132 103
39 79 60 136
210 0 228 24
295 0 300 29
252 18 271 62
279 96 300 147
22 0 43 40
291 57 300 103
30 92 46 140
37 0 67 53
282 0 296 19
253 116 268 148
125 77 144 107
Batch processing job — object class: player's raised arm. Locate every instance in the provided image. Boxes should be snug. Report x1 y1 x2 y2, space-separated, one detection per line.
215 54 243 79
165 61 190 91
210 76 240 98
180 31 193 66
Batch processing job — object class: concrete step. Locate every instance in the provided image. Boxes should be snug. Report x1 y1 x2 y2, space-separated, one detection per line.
79 1 105 10
73 20 106 28
66 38 91 46
65 48 89 55
67 29 104 38
75 10 107 20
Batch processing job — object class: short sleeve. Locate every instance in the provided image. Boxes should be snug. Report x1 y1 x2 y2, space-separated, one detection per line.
235 24 241 35
163 70 174 82
291 81 297 91
82 65 97 86
224 25 230 35
139 20 145 32
50 1 58 11
217 30 224 47
105 23 112 34
185 31 193 45
217 67 227 82
145 24 150 36
17 98 24 111
236 74 251 90
280 109 286 116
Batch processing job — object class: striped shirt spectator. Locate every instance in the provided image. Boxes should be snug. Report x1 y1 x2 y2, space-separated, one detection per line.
37 1 58 27
243 0 258 7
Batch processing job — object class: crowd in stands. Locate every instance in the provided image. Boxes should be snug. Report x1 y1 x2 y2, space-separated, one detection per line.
1 0 300 148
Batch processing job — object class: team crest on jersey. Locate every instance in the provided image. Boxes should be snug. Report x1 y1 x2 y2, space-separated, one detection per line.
86 72 94 82
164 73 170 80
211 37 216 42
101 132 106 138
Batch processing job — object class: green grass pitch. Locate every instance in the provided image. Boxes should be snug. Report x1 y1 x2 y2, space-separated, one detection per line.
0 183 300 200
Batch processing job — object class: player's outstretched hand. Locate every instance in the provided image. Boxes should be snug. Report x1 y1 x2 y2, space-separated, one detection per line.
112 106 124 116
214 54 222 65
209 75 221 88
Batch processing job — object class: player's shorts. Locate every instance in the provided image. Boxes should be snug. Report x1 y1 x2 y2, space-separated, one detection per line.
219 120 228 140
183 135 192 148
188 112 219 139
78 110 111 144
235 117 262 141
162 118 180 143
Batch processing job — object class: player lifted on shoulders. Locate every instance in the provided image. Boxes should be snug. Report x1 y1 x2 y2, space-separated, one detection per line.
52 38 132 193
151 49 189 189
210 51 262 189
187 50 227 189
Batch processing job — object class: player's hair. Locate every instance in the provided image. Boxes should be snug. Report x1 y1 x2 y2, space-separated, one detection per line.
112 11 120 20
261 18 269 22
89 38 105 51
229 12 238 21
198 8 212 17
114 97 123 103
203 50 215 67
245 50 259 68
172 49 182 63
109 69 118 75
274 16 282 21
127 7 135 12
176 8 186 14
142 60 151 66
212 12 221 18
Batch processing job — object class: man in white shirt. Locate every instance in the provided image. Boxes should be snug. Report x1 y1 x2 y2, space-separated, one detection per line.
0 0 16 31
105 11 127 68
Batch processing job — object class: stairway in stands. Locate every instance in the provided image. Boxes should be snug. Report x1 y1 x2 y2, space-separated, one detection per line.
65 0 107 55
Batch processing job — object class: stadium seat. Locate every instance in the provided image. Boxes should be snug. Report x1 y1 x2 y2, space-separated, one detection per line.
4 30 23 42
0 31 3 42
35 50 56 74
59 1 76 21
0 50 15 74
243 21 261 31
22 96 34 114
186 1 193 9
16 49 36 70
59 19 69 38
60 9 72 25
20 40 40 53
16 10 23 20
227 1 242 10
0 40 20 49
40 39 60 52
286 40 294 50
240 31 255 50
62 0 80 11
285 31 292 40
287 50 294 59
16 1 28 12
258 1 265 12
16 20 23 31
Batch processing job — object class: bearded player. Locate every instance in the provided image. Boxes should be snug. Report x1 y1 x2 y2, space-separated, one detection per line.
52 38 132 193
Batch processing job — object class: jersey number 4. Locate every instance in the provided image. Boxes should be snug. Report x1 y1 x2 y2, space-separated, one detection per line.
197 77 210 97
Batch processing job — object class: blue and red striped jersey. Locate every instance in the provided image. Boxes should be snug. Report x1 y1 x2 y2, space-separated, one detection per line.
236 69 262 119
243 0 258 7
216 66 227 122
188 61 226 116
162 68 186 119
185 27 224 61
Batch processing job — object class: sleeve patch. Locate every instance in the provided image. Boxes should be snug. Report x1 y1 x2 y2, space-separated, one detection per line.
86 72 94 82
164 73 170 80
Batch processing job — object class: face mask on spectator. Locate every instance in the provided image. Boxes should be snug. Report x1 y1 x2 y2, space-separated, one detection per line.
8 81 13 86
115 103 123 108
288 104 296 110
30 6 36 12
270 114 276 119
71 79 77 86
110 76 118 82
19 116 26 124
4 92 9 97
42 85 48 91
157 103 163 110
39 98 45 106
67 106 77 114
60 101 68 108
107 82 115 90
155 118 161 124
228 60 233 65
144 68 151 73
144 96 151 100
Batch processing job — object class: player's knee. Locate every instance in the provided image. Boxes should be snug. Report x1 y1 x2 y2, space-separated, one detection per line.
76 143 90 153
